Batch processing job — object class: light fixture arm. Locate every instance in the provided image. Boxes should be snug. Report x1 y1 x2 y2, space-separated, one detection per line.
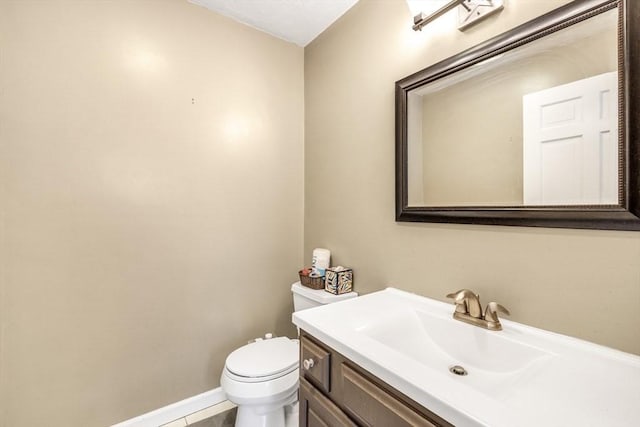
412 0 465 31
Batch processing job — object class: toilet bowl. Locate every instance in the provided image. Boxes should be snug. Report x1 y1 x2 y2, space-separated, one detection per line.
221 282 358 427
220 337 299 427
221 336 299 427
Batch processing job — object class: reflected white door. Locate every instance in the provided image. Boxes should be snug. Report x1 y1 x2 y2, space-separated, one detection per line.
523 71 618 205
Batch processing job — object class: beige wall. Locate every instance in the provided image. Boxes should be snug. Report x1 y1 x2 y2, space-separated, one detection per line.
305 0 640 356
0 1 303 426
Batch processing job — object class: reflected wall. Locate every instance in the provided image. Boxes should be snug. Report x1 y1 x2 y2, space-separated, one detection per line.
406 9 618 207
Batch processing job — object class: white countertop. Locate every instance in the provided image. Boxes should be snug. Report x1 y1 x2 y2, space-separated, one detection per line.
292 288 640 427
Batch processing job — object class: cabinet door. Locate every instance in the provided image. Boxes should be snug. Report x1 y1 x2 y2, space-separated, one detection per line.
300 378 357 427
341 364 440 427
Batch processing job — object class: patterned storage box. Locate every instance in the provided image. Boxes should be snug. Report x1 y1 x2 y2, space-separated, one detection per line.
324 267 353 295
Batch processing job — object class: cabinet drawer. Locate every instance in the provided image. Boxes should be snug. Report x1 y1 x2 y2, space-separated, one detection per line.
300 378 357 427
301 335 332 393
341 364 439 427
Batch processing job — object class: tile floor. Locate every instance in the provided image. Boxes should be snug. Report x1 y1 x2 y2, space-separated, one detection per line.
160 401 236 427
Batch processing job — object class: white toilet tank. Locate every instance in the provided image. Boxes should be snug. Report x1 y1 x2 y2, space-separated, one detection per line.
291 281 357 312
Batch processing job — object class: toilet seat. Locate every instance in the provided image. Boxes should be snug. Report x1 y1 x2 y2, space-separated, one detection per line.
225 337 299 383
225 364 297 383
221 366 299 404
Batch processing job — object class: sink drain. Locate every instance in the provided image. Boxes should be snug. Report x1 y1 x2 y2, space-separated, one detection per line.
449 365 468 376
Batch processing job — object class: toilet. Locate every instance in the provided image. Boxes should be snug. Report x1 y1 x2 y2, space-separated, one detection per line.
220 281 358 427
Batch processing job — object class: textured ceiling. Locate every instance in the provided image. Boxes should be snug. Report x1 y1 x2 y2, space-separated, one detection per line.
189 0 360 47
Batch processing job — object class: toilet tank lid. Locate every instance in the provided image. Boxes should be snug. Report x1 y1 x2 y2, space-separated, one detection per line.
291 281 358 304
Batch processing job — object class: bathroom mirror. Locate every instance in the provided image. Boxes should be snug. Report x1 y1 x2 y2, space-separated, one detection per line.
396 0 640 230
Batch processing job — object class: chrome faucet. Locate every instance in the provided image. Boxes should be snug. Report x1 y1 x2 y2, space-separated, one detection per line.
446 289 510 331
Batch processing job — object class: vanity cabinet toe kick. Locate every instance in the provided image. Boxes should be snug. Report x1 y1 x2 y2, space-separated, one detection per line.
299 331 453 427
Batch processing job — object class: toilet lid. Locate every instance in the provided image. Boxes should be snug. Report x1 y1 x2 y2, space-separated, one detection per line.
226 337 298 379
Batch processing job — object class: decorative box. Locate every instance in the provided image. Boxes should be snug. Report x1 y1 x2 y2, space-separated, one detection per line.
324 267 353 295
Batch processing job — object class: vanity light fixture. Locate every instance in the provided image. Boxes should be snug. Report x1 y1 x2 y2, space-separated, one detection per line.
412 0 503 32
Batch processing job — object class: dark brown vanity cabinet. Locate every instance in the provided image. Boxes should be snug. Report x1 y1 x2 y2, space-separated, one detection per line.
299 332 454 427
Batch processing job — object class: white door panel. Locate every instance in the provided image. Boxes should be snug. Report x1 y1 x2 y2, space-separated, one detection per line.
523 71 618 205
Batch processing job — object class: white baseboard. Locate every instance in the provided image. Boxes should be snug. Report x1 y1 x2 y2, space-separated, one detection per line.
111 387 227 427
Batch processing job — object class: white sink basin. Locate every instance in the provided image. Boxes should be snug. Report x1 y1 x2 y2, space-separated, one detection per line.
361 308 553 397
293 288 640 427
362 308 551 373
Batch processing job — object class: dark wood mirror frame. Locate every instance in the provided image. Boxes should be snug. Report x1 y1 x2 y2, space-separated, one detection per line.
395 0 639 231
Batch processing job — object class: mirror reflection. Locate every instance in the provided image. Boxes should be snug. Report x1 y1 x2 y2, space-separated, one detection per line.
407 8 619 207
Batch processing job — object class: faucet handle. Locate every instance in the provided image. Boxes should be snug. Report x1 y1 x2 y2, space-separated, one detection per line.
447 289 481 316
484 302 510 323
446 289 468 313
